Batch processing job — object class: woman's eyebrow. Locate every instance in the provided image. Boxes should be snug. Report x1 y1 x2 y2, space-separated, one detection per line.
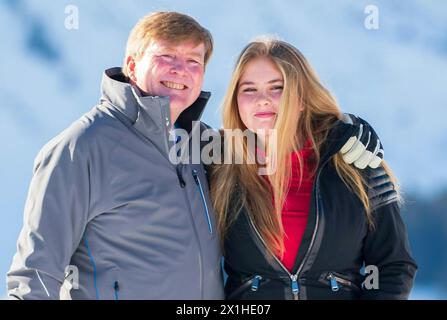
239 79 283 86
239 81 255 86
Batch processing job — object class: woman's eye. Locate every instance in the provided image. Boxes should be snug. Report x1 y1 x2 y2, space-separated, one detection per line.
272 86 283 91
242 87 256 93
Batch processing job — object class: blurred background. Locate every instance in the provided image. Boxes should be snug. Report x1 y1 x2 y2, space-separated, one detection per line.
1 0 446 299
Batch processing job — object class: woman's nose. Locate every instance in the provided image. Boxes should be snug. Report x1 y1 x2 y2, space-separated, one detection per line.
256 92 271 106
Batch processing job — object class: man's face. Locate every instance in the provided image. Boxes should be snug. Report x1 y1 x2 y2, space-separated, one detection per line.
129 39 206 121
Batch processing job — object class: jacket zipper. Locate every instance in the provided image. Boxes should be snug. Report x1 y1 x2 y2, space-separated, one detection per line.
251 275 263 291
247 215 300 300
192 169 213 234
328 273 340 292
105 100 206 299
326 272 360 292
226 275 262 299
246 158 330 300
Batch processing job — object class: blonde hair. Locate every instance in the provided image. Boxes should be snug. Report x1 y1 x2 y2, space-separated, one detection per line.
122 11 213 76
210 37 398 258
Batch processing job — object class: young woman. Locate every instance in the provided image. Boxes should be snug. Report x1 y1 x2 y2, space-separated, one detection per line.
210 38 417 300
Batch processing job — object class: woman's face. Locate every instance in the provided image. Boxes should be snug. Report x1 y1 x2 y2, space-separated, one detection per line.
237 57 284 133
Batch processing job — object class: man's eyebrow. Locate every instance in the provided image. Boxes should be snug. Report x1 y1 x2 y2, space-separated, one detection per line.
239 79 283 86
158 47 204 61
187 52 205 60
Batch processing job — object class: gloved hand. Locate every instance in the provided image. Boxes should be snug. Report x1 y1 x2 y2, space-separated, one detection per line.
339 113 384 169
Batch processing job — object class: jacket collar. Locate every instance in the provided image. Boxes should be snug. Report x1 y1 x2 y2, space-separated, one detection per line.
100 67 210 139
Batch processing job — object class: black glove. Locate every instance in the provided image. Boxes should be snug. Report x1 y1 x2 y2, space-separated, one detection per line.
339 113 384 169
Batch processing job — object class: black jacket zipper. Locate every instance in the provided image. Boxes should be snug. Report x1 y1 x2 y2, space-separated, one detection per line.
246 156 331 300
324 272 361 292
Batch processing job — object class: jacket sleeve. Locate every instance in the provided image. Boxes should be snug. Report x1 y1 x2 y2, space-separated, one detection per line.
6 129 91 300
360 167 418 299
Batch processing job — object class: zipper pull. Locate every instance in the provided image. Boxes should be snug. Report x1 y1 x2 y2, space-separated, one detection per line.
176 165 186 188
291 274 300 299
192 169 199 183
251 275 262 291
328 273 340 292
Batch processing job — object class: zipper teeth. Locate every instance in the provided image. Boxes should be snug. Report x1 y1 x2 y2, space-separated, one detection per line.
192 170 213 234
247 215 302 296
247 215 292 277
294 156 331 278
333 276 350 285
246 157 330 299
247 217 299 300
248 169 322 278
294 188 321 277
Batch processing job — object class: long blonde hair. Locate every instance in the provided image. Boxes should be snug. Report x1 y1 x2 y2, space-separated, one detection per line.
210 37 398 258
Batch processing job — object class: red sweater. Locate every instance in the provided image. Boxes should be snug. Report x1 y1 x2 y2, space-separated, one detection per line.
278 146 316 272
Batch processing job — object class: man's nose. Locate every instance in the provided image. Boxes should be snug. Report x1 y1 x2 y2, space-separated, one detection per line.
170 58 187 76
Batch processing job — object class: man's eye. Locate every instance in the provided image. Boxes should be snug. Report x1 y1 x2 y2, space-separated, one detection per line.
187 59 200 65
160 54 174 60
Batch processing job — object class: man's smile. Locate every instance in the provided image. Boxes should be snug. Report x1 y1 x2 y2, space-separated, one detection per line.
161 81 188 90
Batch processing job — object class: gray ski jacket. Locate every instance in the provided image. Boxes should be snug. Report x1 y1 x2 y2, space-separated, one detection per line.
6 67 224 300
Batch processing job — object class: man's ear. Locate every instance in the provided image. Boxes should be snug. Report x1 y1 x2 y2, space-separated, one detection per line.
126 56 137 82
